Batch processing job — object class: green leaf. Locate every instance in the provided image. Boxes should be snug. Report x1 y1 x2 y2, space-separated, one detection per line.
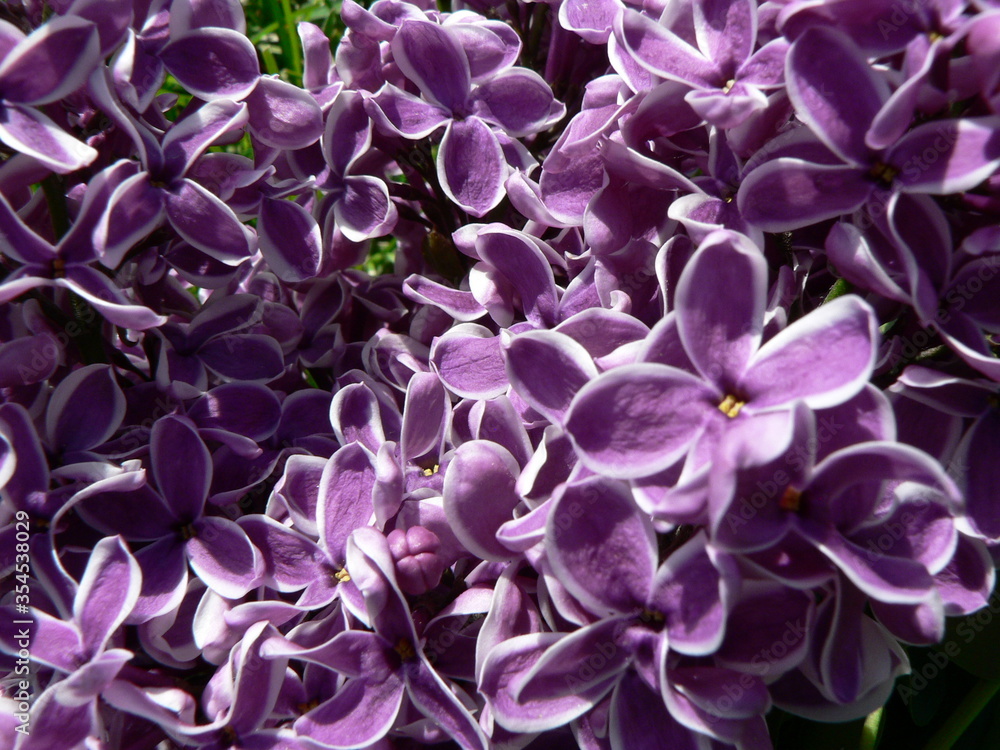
941 608 1000 680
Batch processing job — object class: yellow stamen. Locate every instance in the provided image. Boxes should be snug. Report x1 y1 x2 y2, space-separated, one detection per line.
334 568 351 583
722 79 736 94
639 608 666 626
421 464 440 477
297 699 320 714
394 637 417 661
718 394 745 418
779 486 802 512
868 161 899 185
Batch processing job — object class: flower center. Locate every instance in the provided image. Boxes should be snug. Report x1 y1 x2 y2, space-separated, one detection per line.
637 608 666 629
179 523 197 541
334 567 351 583
718 394 745 418
50 257 66 278
867 161 898 187
779 485 802 512
394 637 417 661
722 79 736 94
297 698 320 714
421 464 440 477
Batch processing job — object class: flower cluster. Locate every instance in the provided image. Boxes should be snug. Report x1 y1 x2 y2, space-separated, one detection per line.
0 0 999 748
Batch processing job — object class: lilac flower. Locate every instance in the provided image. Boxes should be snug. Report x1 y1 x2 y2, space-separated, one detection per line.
92 99 255 267
3 0 1000 745
563 230 877 480
481 478 769 748
0 536 140 749
615 0 789 129
71 414 264 620
152 294 285 397
708 403 961 607
0 15 101 172
369 18 564 215
287 527 489 749
738 27 1000 231
0 163 166 330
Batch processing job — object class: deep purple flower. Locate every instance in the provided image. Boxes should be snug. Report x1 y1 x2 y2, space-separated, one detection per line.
0 15 101 172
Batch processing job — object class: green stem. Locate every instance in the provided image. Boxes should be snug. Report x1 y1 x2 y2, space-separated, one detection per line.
823 277 853 303
527 3 548 68
922 678 1000 750
41 174 69 239
860 706 883 750
279 0 302 80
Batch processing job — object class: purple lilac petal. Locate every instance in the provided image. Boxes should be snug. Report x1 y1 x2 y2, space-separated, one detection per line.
517 618 630 703
616 10 719 88
93 170 165 267
0 104 98 174
324 89 373 176
738 295 877 410
368 85 451 139
188 383 281 441
400 371 449 463
611 672 702 750
403 275 487 322
297 672 405 747
335 174 397 242
198 334 285 382
503 330 598 424
404 659 489 750
437 117 507 217
161 99 249 180
258 197 323 282
481 633 617 733
935 534 996 615
715 581 814 675
318 443 376 564
247 76 324 149
46 364 125 453
443 440 522 561
0 15 100 105
693 0 756 71
953 410 1000 540
890 116 1000 194
159 28 260 100
650 532 728 655
132 538 189 622
0 193 53 264
62 267 168 330
169 0 248 34
164 179 254 263
151 415 210 523
785 27 888 163
565 364 714 479
74 535 141 658
477 229 559 328
737 159 873 232
473 68 564 137
187 515 262 599
546 477 656 616
449 21 521 80
392 20 471 111
431 324 508 400
330 382 385 453
239 515 325 591
675 230 766 387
